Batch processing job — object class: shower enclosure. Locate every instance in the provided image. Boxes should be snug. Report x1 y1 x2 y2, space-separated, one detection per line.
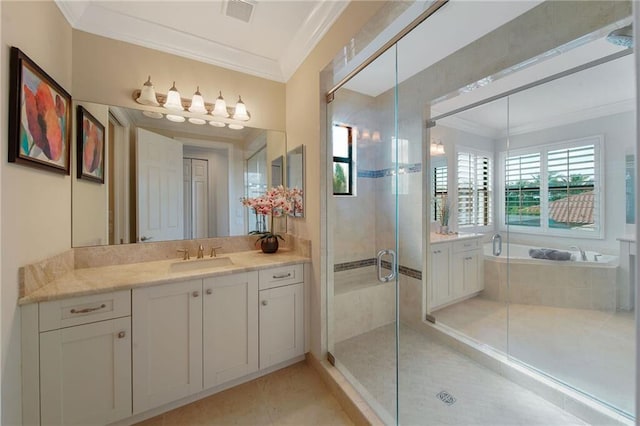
324 1 635 424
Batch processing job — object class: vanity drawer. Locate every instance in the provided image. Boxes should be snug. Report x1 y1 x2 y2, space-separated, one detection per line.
453 239 480 252
259 264 304 290
39 290 131 332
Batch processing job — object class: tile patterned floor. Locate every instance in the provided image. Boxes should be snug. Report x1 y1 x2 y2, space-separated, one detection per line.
135 362 353 426
335 323 589 425
434 297 635 415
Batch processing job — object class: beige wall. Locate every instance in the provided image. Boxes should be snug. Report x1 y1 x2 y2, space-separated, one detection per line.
285 1 386 356
72 101 110 246
1 1 73 424
72 30 286 132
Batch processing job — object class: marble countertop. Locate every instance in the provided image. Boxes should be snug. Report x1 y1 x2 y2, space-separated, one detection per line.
19 249 310 305
430 232 484 244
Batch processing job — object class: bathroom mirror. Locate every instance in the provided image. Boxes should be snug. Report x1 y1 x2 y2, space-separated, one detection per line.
286 144 304 217
71 101 286 247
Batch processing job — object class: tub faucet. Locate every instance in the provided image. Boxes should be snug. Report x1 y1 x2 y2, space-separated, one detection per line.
197 244 205 259
570 245 587 261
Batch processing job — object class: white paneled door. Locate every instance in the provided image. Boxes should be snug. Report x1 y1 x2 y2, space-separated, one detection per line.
137 128 184 242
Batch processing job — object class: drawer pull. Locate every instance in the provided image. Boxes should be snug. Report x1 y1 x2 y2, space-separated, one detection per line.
262 300 268 306
272 273 291 279
206 288 213 295
117 331 126 339
70 304 106 314
192 291 200 298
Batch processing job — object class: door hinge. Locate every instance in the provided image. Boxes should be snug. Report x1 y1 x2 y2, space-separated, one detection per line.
326 92 335 104
425 313 436 324
327 351 336 366
425 120 436 129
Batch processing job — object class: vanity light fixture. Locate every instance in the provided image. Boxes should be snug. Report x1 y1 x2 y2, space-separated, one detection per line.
138 76 159 106
232 96 250 121
212 91 229 118
163 82 183 110
430 138 445 156
133 78 252 130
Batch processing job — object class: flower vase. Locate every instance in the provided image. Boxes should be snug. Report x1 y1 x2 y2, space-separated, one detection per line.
260 236 279 254
440 225 449 234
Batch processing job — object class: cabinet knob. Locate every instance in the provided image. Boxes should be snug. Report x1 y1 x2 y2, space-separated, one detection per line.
206 288 212 295
192 291 200 298
117 331 126 339
261 300 268 306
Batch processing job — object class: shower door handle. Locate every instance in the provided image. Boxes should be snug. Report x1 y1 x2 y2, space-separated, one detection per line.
492 233 502 256
376 249 397 283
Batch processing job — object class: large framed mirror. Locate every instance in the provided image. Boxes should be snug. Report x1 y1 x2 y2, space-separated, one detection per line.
71 101 286 247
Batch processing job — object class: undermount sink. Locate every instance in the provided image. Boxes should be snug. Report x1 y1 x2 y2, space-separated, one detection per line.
170 256 233 272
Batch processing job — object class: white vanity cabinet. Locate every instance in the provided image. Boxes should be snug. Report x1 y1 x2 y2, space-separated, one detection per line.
429 236 484 312
132 279 204 413
258 264 305 369
203 273 259 388
132 272 259 413
37 291 132 426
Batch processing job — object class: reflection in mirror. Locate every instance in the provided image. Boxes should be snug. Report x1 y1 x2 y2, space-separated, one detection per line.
430 155 447 224
71 102 286 247
271 156 283 186
286 145 304 217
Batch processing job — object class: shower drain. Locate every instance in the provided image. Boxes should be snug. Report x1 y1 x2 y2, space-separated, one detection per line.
436 391 456 406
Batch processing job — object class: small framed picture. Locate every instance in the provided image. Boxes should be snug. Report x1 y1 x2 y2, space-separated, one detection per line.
8 47 71 174
76 105 105 183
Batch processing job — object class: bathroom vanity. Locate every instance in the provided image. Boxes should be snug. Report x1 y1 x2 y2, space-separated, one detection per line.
20 246 309 425
428 233 484 312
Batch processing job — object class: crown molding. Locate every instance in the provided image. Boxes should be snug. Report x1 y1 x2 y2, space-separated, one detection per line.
54 0 89 27
279 1 349 81
436 113 501 139
60 3 286 82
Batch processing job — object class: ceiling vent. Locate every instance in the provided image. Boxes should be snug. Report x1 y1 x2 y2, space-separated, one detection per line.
223 0 256 24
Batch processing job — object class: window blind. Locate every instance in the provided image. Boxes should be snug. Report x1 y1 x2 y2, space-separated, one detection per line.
457 151 492 228
505 152 541 227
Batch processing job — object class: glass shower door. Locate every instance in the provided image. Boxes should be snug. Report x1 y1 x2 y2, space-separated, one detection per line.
326 45 401 423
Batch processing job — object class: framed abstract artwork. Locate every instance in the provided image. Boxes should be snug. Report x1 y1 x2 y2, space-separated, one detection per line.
76 106 105 183
8 47 71 174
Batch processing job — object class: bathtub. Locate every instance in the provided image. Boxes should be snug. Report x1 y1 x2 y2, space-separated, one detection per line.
482 243 620 311
483 243 617 266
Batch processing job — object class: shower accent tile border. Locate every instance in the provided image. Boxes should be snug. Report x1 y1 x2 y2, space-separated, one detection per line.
334 258 422 280
357 163 422 179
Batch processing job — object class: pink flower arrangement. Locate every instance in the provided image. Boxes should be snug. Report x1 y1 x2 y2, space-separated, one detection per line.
241 186 304 241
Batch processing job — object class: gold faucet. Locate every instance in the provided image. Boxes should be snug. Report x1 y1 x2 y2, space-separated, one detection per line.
197 244 205 259
210 246 222 257
177 249 190 260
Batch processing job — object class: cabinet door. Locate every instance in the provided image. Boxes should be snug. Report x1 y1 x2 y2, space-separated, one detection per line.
40 317 131 425
133 280 203 413
203 272 258 388
259 282 304 369
453 249 483 296
430 245 451 309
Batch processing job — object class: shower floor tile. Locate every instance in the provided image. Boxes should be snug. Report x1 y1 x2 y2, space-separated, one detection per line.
334 324 587 425
434 297 634 415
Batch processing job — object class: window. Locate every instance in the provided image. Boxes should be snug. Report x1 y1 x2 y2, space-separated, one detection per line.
502 136 601 236
457 150 492 228
433 164 448 222
332 124 353 195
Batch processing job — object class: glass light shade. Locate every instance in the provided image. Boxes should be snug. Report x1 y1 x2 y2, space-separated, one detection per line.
430 141 445 156
142 110 163 119
228 123 244 130
164 81 183 111
188 87 207 114
232 96 250 121
166 114 185 123
209 120 226 127
137 76 159 106
188 117 206 125
212 91 229 117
